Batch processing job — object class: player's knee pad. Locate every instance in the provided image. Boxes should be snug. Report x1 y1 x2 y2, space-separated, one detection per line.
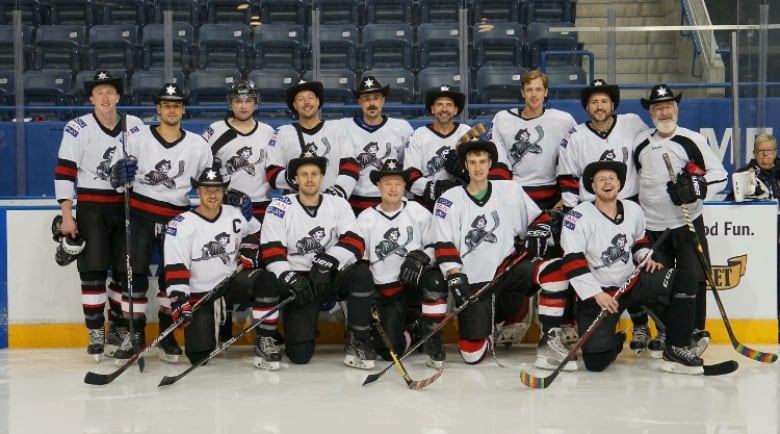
285 340 315 364
535 258 569 294
458 337 492 365
670 268 698 297
582 349 617 372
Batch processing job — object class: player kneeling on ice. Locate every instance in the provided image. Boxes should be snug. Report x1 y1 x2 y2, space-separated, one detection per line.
431 140 571 366
561 161 706 374
260 152 376 370
163 161 276 366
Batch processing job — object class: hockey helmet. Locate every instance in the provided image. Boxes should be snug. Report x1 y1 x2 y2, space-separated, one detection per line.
227 79 260 105
52 215 86 266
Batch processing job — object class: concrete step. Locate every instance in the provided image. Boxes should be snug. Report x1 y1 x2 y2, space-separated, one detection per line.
578 28 677 45
575 2 666 19
575 16 676 28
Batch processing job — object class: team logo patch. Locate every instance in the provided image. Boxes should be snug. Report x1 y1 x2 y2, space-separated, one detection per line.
129 126 140 134
563 210 581 230
166 225 177 236
267 196 291 218
65 119 84 137
202 126 214 141
434 198 452 219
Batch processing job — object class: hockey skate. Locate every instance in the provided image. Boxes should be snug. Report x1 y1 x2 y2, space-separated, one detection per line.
158 333 183 364
87 328 105 362
648 331 666 359
535 328 577 371
252 335 282 371
423 334 446 369
689 329 710 357
629 324 651 356
662 343 704 375
344 330 376 370
104 324 127 358
112 330 145 363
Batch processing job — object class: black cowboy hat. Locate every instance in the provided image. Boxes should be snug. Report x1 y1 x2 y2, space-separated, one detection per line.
580 79 620 110
369 158 409 185
191 160 230 190
456 139 498 166
84 70 123 96
152 82 189 105
353 75 389 99
582 160 626 194
424 85 466 116
640 84 682 110
288 150 328 179
285 79 324 112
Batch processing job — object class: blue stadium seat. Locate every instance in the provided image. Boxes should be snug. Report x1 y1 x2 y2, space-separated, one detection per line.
151 0 202 27
74 69 129 106
418 0 461 23
365 0 413 25
417 23 462 69
87 24 138 73
362 23 414 71
0 0 43 26
316 24 359 71
247 67 299 117
473 0 520 23
129 68 186 107
187 68 242 118
524 0 576 24
360 68 415 105
475 65 527 103
23 69 74 120
34 24 86 73
0 69 15 119
544 64 587 99
260 0 307 25
141 23 194 72
46 0 96 26
98 0 150 25
197 23 251 72
304 69 356 105
416 67 464 105
473 22 524 68
252 23 304 70
317 0 361 26
205 0 254 24
0 24 34 70
525 21 579 69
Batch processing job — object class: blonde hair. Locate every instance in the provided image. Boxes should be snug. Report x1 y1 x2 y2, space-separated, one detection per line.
522 70 549 89
754 134 777 151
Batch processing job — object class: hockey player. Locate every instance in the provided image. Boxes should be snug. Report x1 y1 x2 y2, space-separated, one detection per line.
202 78 274 341
632 84 727 358
560 160 708 374
163 162 271 366
265 79 359 198
53 71 145 360
260 151 376 369
556 79 652 355
346 159 448 368
341 76 413 214
110 83 213 362
430 140 571 368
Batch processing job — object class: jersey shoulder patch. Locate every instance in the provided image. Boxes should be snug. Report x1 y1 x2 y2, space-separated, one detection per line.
434 197 452 219
563 210 582 230
267 196 292 218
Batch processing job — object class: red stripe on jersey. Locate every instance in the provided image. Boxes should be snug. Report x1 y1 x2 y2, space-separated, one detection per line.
539 295 566 308
338 232 365 258
558 175 579 194
165 268 190 282
349 195 381 213
129 197 186 218
267 165 284 188
531 212 551 226
54 164 77 180
378 284 403 298
488 163 512 180
561 254 589 279
524 185 559 202
338 158 360 180
78 193 123 203
631 236 651 253
434 243 461 263
261 244 288 263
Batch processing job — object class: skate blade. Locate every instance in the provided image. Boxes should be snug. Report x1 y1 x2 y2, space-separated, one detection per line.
344 356 375 370
649 350 663 359
158 351 180 364
661 361 704 375
252 357 281 371
425 357 444 369
91 353 104 363
535 357 578 372
630 346 647 357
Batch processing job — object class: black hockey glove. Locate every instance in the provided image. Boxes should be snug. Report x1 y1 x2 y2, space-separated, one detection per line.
110 157 137 188
169 291 193 327
280 271 314 305
447 272 473 308
423 179 458 206
399 250 431 286
525 222 553 259
238 234 262 270
323 185 348 199
309 253 340 293
284 168 298 190
225 189 254 221
667 174 707 206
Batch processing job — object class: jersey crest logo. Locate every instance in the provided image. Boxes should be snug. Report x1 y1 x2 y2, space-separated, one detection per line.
94 146 116 180
462 211 499 257
140 159 186 189
356 141 392 170
373 226 413 264
290 226 331 256
426 146 453 175
226 146 265 176
596 233 630 269
192 232 236 264
510 125 544 163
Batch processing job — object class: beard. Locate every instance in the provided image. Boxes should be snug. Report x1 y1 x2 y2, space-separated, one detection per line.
653 115 677 134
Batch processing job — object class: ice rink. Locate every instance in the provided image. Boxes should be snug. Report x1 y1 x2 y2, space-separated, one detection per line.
0 344 777 434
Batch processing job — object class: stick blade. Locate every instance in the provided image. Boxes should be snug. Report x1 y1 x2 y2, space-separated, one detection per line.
406 368 444 390
361 372 383 386
158 375 179 387
735 344 778 363
83 371 115 386
519 368 558 389
703 360 738 376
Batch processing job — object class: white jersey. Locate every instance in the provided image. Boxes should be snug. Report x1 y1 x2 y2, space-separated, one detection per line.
202 118 274 203
404 123 472 196
489 108 576 187
432 181 541 283
266 120 358 194
560 200 650 301
260 193 365 277
342 116 413 200
557 114 648 207
164 205 262 296
54 113 145 204
632 126 728 231
353 200 434 285
118 125 213 221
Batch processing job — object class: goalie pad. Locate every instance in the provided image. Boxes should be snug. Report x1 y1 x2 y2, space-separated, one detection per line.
732 170 769 202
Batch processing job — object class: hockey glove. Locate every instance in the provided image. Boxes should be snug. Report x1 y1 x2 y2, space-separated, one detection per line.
423 179 458 206
169 291 193 327
110 157 137 188
399 249 431 286
667 174 707 206
238 248 262 270
310 253 339 292
323 185 348 199
280 271 314 306
284 168 298 191
525 223 553 259
225 189 254 221
447 272 473 308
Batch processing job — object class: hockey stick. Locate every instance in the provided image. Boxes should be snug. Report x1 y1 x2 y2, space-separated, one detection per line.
455 122 488 147
117 113 143 373
662 153 777 363
363 250 529 386
519 230 672 389
370 308 443 389
158 294 297 387
84 265 244 385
